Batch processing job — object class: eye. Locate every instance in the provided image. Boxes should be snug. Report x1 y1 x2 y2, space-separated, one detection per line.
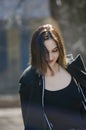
52 47 58 52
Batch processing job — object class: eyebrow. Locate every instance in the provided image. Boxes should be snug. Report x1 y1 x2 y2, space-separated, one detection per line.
44 46 58 52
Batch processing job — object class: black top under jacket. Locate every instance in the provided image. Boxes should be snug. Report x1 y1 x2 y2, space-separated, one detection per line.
19 54 86 130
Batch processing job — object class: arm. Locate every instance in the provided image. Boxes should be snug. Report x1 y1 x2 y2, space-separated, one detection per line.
19 67 47 130
19 82 30 126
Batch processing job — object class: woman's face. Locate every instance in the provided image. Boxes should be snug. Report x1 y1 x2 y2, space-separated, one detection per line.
44 39 59 69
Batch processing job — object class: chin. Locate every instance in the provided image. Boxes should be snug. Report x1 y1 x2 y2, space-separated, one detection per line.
49 63 56 68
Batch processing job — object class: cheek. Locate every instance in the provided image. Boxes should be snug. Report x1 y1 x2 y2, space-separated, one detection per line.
55 52 59 59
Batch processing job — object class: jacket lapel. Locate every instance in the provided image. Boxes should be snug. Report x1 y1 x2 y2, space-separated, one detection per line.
67 54 86 87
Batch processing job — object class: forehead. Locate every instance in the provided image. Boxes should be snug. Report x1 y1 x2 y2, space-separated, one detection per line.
44 39 57 50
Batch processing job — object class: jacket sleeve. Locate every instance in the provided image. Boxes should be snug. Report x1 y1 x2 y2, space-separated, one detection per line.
19 66 33 128
19 79 30 127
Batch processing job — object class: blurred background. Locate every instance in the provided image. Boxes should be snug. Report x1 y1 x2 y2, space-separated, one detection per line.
0 0 86 130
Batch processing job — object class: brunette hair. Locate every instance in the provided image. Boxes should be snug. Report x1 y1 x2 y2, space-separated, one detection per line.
30 24 67 75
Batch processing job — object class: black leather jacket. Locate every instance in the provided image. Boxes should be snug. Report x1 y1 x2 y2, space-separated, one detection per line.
19 54 86 130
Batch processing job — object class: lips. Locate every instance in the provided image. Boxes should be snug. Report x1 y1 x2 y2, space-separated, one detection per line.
47 60 53 63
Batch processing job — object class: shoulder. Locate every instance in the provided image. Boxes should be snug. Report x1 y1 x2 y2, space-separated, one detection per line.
66 54 86 82
66 54 86 88
19 66 39 94
19 65 37 85
67 54 86 71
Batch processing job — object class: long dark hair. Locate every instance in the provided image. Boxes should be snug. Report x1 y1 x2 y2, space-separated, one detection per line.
30 24 67 75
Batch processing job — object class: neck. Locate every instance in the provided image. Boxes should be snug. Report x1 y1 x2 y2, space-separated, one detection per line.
45 64 60 76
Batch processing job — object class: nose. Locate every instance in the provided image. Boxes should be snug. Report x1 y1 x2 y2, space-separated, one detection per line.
48 52 53 60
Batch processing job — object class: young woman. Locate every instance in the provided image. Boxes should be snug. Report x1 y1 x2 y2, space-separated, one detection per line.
19 24 86 130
